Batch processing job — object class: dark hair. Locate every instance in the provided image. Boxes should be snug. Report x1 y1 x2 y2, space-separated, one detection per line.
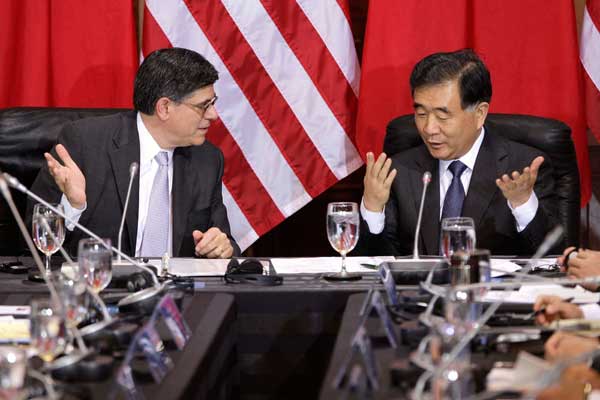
410 49 492 109
134 47 219 114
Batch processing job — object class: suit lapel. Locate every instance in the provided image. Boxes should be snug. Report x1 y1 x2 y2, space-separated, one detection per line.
172 147 195 256
412 147 440 255
108 113 140 255
462 130 505 229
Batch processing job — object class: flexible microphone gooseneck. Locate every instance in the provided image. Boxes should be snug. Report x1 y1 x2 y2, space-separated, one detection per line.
3 173 163 309
413 225 564 399
413 171 432 260
117 162 138 263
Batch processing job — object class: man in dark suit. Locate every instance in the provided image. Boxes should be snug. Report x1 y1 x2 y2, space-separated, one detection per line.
29 48 240 258
357 49 558 256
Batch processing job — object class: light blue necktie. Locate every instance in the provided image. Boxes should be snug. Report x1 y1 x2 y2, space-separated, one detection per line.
140 152 169 257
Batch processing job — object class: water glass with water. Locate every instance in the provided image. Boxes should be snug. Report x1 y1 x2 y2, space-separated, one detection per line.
32 203 65 275
78 238 112 293
441 217 476 260
29 299 67 363
0 346 26 399
325 202 360 280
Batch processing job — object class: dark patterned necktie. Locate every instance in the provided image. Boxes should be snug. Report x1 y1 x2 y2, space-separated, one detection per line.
441 160 468 219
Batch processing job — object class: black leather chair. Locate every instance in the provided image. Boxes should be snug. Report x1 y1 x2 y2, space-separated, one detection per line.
384 113 581 248
0 107 128 255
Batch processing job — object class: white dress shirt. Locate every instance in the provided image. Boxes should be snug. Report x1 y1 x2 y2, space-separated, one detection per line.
361 127 538 234
62 112 174 257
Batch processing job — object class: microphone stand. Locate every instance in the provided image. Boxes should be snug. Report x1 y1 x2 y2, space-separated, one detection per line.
3 173 164 310
413 171 431 260
412 226 564 399
116 162 138 264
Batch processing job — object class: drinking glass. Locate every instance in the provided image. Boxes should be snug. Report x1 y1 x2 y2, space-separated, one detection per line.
441 217 476 260
32 203 65 275
29 300 67 363
50 271 88 328
325 202 361 281
0 346 26 399
78 238 112 293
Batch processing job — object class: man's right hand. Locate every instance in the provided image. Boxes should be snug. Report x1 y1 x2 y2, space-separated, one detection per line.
44 144 86 209
363 152 397 212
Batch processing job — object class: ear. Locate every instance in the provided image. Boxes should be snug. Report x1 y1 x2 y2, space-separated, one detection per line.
154 97 172 121
475 102 489 129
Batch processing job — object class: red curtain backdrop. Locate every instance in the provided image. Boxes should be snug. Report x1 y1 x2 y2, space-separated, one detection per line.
0 0 138 108
357 0 591 206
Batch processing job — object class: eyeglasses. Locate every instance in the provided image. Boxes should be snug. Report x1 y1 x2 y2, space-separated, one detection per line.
181 95 218 116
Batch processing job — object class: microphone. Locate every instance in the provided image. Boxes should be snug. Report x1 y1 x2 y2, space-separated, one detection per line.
3 173 163 311
117 162 138 263
413 171 431 259
412 226 565 399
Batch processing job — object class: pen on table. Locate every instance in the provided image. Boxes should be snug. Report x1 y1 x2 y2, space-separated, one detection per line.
533 296 575 317
360 263 378 270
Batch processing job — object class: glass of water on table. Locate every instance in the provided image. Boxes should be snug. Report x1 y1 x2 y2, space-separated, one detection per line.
324 202 361 281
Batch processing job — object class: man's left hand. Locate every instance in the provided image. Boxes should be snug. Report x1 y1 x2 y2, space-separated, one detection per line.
496 156 544 208
567 249 600 291
193 228 234 259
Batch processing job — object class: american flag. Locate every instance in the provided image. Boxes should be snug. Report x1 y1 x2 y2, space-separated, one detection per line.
581 0 600 143
142 0 363 251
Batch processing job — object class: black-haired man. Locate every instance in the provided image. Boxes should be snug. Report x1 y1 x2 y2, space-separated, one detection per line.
358 49 558 256
29 47 240 258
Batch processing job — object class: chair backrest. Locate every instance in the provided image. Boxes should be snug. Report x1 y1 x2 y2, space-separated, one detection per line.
384 113 580 247
0 107 128 255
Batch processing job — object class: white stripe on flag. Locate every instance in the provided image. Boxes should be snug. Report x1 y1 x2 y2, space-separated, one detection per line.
146 0 311 217
220 0 362 179
295 0 360 96
222 185 259 250
581 5 600 91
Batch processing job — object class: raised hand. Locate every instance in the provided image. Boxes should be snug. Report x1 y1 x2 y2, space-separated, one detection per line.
44 144 86 209
496 156 544 208
193 227 233 259
363 152 397 212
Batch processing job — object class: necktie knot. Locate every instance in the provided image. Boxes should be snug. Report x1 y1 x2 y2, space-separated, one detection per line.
155 151 169 167
448 160 467 178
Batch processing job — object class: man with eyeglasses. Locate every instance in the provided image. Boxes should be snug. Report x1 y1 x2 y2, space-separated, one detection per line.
29 47 240 259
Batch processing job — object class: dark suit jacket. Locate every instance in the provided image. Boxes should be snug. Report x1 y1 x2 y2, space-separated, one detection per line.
27 111 241 258
356 127 560 256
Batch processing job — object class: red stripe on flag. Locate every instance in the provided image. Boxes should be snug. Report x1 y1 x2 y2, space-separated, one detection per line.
336 0 352 24
142 5 172 58
587 0 600 31
182 0 338 197
207 120 285 235
259 0 358 141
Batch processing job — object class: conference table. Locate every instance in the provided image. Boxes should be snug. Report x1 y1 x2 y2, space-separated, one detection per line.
0 256 389 400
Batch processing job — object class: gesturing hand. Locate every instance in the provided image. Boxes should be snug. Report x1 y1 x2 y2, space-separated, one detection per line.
44 144 86 209
193 228 234 259
496 156 544 208
362 152 397 212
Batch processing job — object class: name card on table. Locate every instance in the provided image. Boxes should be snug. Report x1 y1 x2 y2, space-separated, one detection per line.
378 263 399 307
369 290 399 349
333 325 380 391
114 294 190 398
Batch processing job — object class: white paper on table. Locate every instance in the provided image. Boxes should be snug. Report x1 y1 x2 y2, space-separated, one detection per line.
489 259 522 277
147 258 231 277
481 284 600 304
487 351 553 393
0 306 30 316
0 319 30 343
270 256 396 274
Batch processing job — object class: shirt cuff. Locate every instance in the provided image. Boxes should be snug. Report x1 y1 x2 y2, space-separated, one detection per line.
360 198 385 234
508 191 538 232
60 194 86 231
580 303 600 320
589 390 600 400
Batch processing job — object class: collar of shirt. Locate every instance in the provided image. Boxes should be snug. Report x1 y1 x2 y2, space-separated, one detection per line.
136 113 174 172
438 127 486 217
439 126 486 175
